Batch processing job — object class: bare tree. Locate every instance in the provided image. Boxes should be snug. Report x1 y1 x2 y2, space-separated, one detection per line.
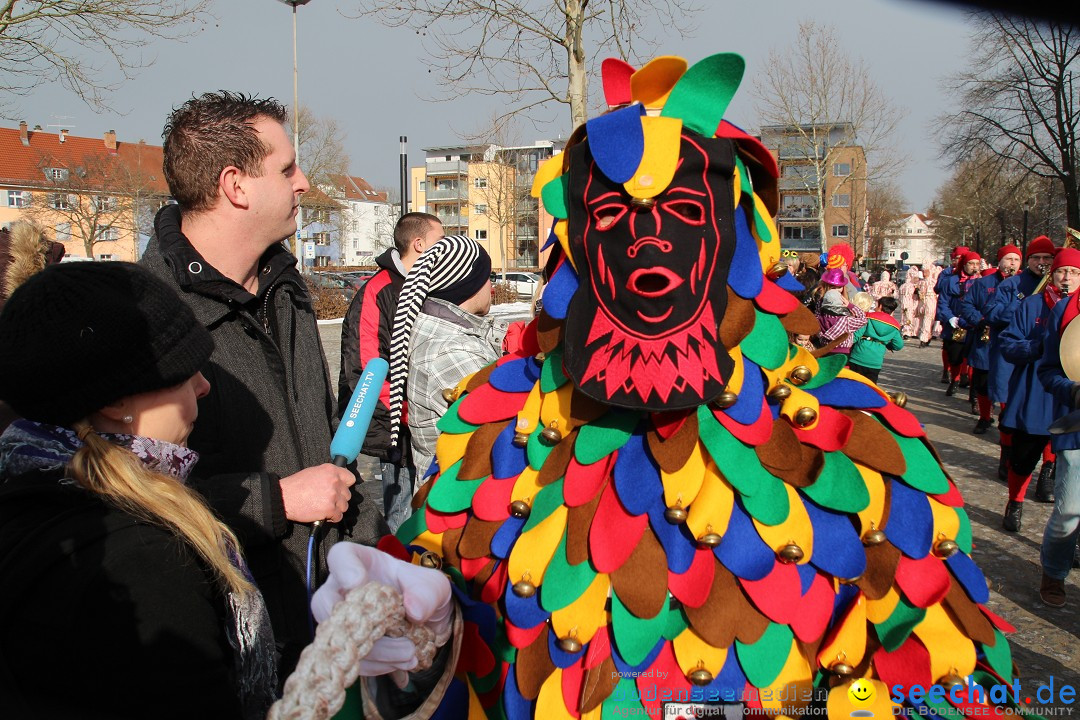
927 151 1061 257
472 148 520 279
0 0 212 118
754 21 907 250
296 106 351 201
22 151 165 260
350 0 700 132
938 15 1080 228
865 181 910 264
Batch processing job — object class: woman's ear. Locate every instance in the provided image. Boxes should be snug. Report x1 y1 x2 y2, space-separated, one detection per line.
96 398 132 423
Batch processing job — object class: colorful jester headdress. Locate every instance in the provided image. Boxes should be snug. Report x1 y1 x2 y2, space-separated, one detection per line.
386 53 1019 720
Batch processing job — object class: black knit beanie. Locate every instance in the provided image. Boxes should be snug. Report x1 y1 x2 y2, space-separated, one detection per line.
0 261 214 428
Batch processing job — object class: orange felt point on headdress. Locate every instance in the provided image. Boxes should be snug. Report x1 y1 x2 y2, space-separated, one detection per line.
629 56 688 109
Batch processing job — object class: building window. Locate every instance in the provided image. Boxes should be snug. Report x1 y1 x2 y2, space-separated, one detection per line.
50 193 71 210
832 225 849 238
47 168 69 182
832 194 850 208
55 223 71 242
474 177 488 189
475 204 487 214
475 230 488 241
313 232 331 246
92 195 118 212
833 163 851 177
97 254 114 260
418 180 426 192
6 191 29 208
95 225 119 241
782 226 805 240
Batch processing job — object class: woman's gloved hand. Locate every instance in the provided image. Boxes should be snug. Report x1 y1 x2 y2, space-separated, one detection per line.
312 543 453 683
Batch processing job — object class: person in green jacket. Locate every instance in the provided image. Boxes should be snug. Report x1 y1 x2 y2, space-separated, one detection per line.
849 296 904 383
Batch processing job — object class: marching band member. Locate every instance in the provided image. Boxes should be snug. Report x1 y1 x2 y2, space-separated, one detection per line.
986 236 1057 482
962 245 1022 434
998 249 1080 532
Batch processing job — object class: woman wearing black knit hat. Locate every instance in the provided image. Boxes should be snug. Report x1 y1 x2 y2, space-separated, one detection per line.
0 262 276 719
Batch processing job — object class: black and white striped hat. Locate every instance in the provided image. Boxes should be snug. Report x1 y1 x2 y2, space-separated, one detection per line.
388 234 492 448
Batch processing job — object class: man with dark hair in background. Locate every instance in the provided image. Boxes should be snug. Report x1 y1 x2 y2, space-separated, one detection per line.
141 91 387 678
338 211 443 530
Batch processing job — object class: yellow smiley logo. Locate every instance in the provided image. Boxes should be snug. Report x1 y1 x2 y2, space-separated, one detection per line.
847 679 876 708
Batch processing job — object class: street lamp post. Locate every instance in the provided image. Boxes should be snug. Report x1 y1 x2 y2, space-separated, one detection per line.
1022 200 1030 256
277 0 312 265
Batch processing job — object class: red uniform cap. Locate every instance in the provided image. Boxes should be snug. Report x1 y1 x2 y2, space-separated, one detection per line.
997 244 1022 262
1027 236 1056 258
1051 248 1080 273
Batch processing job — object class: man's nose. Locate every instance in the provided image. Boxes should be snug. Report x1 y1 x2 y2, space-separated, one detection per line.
295 167 311 194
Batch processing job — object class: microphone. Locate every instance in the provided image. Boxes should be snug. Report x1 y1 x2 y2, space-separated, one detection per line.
314 357 389 528
332 357 389 466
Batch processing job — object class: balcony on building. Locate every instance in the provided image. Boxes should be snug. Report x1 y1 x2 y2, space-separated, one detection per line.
425 160 470 177
426 183 469 202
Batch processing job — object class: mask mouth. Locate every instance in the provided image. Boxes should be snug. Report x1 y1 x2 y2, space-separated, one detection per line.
627 267 684 298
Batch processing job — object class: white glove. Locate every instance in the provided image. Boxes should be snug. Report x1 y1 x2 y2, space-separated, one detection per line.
949 317 960 329
312 543 453 681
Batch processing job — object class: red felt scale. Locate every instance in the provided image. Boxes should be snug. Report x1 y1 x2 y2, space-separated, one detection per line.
713 398 773 446
753 279 800 315
790 572 835 644
457 384 530 424
589 482 647 573
872 637 933 692
792 406 853 451
895 554 952 608
472 476 518 522
668 548 716 609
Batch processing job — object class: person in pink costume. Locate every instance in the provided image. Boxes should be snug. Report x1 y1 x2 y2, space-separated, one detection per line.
916 262 942 346
898 267 921 337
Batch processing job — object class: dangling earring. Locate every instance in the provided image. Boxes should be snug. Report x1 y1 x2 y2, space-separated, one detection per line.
122 415 133 424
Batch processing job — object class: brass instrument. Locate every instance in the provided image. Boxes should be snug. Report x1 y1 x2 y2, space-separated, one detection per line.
1034 227 1080 294
980 325 991 343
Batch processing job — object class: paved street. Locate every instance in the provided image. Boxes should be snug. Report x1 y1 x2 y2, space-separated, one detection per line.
320 322 1080 700
879 340 1080 700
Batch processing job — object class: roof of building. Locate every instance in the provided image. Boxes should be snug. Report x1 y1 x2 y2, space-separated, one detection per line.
0 125 169 195
329 174 389 203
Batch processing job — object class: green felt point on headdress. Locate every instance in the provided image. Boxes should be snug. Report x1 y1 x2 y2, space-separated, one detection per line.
541 174 569 220
981 629 1013 682
436 395 479 434
803 452 871 513
740 470 791 526
663 606 689 641
697 405 762 497
471 654 505 692
527 426 555 471
734 622 793 688
425 459 484 513
954 507 973 554
735 155 753 198
395 497 428 544
575 410 640 465
539 533 596 612
801 354 847 390
540 347 569 393
891 435 948 495
661 53 745 137
611 590 669 666
494 619 516 664
741 310 789 370
522 478 565 533
603 678 646 717
873 594 925 652
490 698 509 720
752 202 775 244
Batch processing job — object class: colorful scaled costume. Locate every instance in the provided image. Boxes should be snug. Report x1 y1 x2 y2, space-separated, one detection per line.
391 54 1017 718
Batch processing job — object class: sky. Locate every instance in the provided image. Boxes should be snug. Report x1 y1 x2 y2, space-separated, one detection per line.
9 0 976 211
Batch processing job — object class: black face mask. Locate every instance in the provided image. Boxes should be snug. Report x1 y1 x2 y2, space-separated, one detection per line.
563 131 737 411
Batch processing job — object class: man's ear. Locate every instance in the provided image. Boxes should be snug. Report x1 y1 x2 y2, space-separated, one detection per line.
219 165 249 208
412 236 425 255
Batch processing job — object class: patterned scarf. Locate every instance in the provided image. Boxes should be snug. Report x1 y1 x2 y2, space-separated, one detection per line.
0 420 278 718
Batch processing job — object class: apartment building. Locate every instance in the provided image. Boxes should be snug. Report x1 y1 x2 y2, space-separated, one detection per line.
410 139 565 270
0 122 169 260
329 174 394 267
760 123 868 256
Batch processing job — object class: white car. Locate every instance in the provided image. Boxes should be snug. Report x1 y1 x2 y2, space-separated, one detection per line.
495 271 541 298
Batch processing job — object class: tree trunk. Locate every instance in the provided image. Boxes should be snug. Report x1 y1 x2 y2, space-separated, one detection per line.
1063 171 1080 231
565 0 588 130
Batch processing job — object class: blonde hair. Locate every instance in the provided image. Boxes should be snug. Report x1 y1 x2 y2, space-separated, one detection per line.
68 420 253 596
852 292 876 312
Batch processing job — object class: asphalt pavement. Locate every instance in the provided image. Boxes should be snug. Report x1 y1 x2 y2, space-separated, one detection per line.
318 322 1080 704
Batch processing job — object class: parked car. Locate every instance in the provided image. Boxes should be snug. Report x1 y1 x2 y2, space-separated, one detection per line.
307 272 357 302
492 271 541 299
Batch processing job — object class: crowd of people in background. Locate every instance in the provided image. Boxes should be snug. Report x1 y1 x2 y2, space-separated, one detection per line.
785 236 1080 610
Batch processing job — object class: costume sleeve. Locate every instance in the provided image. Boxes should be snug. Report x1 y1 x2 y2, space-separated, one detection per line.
985 278 1017 329
959 279 985 329
887 326 904 351
1038 301 1077 407
999 298 1043 365
821 304 867 341
936 277 957 326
